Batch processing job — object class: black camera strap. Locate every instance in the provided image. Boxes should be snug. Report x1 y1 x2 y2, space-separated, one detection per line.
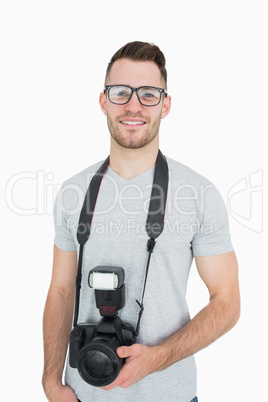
134 150 169 336
73 156 110 327
73 150 169 337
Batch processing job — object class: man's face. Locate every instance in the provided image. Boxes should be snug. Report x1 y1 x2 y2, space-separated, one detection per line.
99 59 171 149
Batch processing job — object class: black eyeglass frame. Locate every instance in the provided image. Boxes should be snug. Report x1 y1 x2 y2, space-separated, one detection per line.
103 85 168 107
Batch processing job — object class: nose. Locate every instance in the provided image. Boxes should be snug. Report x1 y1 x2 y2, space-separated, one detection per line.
124 90 143 113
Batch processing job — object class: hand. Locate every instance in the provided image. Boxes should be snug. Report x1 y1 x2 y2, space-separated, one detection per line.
101 343 158 391
44 383 78 402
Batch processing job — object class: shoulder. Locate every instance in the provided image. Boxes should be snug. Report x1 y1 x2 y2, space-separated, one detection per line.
165 156 226 210
62 160 105 190
55 160 105 210
166 156 212 187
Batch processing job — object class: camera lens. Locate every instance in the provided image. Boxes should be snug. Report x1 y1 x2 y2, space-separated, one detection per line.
83 350 113 381
77 338 122 387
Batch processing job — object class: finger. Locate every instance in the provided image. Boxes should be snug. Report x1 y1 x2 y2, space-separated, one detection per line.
116 346 131 358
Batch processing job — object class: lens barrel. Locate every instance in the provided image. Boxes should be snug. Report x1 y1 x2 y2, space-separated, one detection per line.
77 337 122 387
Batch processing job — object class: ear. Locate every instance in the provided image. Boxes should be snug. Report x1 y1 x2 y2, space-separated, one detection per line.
161 95 171 119
99 92 108 116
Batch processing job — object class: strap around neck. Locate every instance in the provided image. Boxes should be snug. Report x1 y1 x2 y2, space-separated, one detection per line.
76 150 168 245
146 150 169 239
77 156 109 245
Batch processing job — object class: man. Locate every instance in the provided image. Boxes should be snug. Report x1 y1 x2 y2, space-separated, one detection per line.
42 41 240 402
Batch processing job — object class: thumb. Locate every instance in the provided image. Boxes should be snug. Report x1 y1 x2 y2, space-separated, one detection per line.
117 346 131 358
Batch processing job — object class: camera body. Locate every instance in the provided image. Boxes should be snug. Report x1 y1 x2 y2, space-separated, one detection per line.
69 267 136 387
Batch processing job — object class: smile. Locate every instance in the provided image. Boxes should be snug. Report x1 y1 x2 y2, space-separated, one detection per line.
120 120 146 126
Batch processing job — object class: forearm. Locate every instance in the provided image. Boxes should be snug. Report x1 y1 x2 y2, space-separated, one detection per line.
42 286 75 396
153 295 240 372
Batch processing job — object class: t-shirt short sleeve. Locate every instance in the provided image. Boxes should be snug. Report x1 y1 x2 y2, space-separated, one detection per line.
191 184 233 256
53 185 77 251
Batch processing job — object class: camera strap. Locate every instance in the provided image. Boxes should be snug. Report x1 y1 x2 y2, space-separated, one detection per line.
73 149 169 336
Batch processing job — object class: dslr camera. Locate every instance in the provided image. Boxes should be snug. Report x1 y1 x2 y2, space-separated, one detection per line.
69 266 136 387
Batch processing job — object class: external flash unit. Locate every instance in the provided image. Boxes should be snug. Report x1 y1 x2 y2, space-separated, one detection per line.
88 266 126 316
88 266 125 290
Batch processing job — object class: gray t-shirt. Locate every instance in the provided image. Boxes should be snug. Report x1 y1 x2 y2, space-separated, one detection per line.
54 156 233 402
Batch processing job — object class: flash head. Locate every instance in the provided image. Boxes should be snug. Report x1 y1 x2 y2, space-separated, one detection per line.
88 266 125 290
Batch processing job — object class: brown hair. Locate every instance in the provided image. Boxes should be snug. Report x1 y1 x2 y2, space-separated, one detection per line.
105 41 167 88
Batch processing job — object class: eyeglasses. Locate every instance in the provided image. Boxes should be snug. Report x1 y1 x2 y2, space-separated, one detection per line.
104 85 168 107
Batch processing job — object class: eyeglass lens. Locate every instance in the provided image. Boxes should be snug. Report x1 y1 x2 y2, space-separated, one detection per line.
108 86 161 106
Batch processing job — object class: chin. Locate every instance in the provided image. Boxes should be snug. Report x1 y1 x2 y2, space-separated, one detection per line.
108 118 160 150
112 132 158 150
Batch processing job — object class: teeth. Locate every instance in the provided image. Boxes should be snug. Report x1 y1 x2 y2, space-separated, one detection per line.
121 120 145 125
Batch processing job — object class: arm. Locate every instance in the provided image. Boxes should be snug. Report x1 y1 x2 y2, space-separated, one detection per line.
42 245 78 402
153 250 240 369
102 250 240 390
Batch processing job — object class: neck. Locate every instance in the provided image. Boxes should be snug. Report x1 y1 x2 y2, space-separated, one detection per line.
109 137 159 180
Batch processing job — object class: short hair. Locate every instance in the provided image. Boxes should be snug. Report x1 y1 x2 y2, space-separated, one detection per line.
105 41 167 88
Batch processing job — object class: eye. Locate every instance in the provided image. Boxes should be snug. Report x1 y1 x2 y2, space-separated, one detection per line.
110 86 131 99
139 87 160 104
116 90 129 97
143 92 156 98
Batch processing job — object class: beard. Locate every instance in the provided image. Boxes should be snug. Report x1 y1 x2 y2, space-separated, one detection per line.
107 112 162 149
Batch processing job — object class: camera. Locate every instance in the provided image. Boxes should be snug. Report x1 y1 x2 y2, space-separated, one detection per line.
69 266 136 387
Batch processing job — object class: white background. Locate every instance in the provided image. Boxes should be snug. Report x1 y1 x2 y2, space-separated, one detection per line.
1 1 267 401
